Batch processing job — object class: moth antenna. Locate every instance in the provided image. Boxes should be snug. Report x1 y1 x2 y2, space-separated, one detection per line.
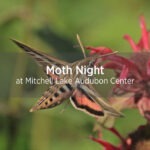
76 34 86 58
102 51 118 57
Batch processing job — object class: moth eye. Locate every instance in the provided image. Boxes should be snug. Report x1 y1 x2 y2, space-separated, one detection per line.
49 98 53 102
54 93 59 97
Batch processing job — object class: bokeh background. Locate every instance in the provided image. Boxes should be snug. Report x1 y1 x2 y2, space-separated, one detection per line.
0 0 150 150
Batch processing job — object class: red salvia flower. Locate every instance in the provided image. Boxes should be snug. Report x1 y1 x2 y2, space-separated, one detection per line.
87 16 150 122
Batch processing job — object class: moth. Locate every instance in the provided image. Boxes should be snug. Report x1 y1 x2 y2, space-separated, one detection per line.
12 39 122 117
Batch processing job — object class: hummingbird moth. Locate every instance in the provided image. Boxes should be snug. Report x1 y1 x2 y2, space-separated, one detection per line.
12 39 122 117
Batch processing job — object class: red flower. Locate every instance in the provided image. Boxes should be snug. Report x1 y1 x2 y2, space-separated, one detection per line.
124 16 150 51
86 16 150 122
90 124 150 150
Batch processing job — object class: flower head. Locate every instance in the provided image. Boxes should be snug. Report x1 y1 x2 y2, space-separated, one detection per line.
87 16 150 122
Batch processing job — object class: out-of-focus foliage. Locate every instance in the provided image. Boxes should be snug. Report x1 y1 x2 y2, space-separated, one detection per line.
0 0 149 150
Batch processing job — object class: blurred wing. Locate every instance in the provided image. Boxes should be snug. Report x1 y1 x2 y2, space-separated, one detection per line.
12 39 68 81
30 83 74 112
70 87 104 117
70 84 123 117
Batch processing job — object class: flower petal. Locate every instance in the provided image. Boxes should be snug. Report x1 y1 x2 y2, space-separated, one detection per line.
119 65 129 79
90 136 120 150
124 34 140 52
86 46 113 55
140 16 149 50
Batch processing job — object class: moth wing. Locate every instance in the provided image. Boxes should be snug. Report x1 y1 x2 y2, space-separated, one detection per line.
70 84 123 117
78 84 124 117
12 39 67 82
70 85 104 117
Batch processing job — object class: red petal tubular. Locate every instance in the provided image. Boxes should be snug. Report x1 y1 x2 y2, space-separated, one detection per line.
124 35 140 52
124 16 150 51
140 16 149 50
90 136 120 150
137 38 144 50
108 128 125 143
86 46 113 55
119 65 129 79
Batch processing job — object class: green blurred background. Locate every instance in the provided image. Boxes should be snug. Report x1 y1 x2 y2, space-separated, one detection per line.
0 0 149 150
